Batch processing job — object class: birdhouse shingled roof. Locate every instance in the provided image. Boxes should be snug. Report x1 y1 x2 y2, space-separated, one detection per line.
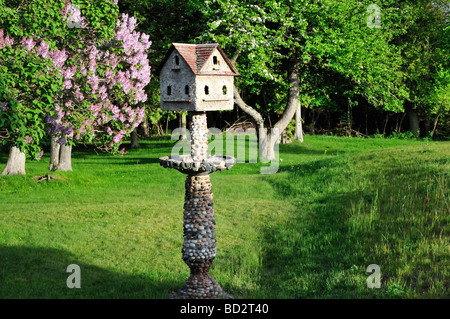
156 43 239 76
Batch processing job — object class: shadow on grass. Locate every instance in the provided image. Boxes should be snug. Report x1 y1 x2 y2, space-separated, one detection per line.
279 142 338 156
269 158 342 198
257 194 367 298
277 158 336 175
0 246 179 298
119 158 162 165
74 158 162 165
68 140 175 159
257 158 374 298
0 146 8 162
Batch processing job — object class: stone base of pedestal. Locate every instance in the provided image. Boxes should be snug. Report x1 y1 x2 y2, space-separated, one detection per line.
169 273 233 299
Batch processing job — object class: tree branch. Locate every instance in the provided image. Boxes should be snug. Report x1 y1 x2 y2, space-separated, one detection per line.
274 58 300 131
231 49 241 64
233 84 264 127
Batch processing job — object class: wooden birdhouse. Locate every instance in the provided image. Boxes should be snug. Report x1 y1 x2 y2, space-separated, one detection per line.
157 43 239 112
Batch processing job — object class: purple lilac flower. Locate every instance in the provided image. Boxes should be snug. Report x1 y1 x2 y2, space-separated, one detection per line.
113 130 125 143
67 4 85 29
36 150 44 161
45 115 56 125
63 80 73 89
88 74 99 93
21 37 36 50
36 40 50 59
24 136 32 143
50 48 68 68
101 113 111 124
80 63 87 76
62 125 73 136
62 65 76 80
1 102 7 111
62 2 71 17
4 34 14 46
99 85 107 94
140 34 152 50
0 29 13 49
75 90 84 101
88 47 98 71
104 68 114 80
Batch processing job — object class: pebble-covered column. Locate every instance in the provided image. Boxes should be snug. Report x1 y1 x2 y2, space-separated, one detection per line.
169 112 231 299
190 112 208 162
169 175 230 298
183 176 215 267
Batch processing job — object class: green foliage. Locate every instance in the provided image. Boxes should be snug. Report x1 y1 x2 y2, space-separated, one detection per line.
397 0 449 118
390 130 418 140
202 0 410 117
0 0 119 44
0 44 62 159
428 66 450 117
284 119 296 142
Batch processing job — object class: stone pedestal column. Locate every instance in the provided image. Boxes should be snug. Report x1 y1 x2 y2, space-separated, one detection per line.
161 111 234 299
168 112 232 299
190 112 208 162
169 175 231 299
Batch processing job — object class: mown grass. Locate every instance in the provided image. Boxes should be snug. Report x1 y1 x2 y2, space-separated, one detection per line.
0 135 448 298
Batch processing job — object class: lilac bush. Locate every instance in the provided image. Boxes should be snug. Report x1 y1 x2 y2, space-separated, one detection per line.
52 5 152 154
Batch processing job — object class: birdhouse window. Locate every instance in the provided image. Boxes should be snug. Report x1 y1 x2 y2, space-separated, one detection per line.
222 85 227 95
167 85 172 96
174 55 180 66
204 85 209 95
185 85 189 95
213 56 218 65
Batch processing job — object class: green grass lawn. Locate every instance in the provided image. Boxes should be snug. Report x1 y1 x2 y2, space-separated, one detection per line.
0 135 448 298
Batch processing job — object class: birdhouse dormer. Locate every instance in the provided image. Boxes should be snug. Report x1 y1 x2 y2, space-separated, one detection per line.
157 43 239 112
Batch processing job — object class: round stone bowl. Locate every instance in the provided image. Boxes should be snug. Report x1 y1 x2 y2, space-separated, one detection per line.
159 155 236 175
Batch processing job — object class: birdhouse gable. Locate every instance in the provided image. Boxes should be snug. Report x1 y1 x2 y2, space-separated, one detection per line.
162 49 192 73
197 47 234 75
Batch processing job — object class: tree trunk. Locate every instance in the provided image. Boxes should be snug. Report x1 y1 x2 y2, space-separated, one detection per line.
383 113 391 136
406 105 420 135
142 113 150 137
309 109 317 135
1 145 26 175
131 129 140 148
233 84 265 157
270 59 300 158
179 112 187 140
58 137 73 171
49 133 73 172
233 58 299 160
294 99 304 142
431 114 440 137
423 115 431 138
49 134 60 171
259 128 279 160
